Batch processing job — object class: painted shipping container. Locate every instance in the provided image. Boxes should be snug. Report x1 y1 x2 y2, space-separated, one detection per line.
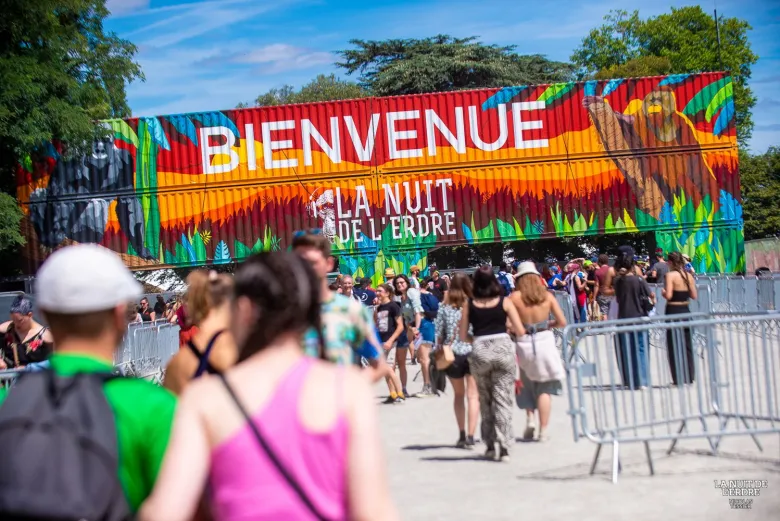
16 72 743 279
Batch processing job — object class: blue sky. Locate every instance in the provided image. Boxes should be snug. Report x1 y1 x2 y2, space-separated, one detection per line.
105 0 779 153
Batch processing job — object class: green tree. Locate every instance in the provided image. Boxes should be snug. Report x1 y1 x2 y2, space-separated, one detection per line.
337 35 573 96
740 148 780 241
572 7 758 146
594 56 672 80
0 0 142 269
240 74 366 108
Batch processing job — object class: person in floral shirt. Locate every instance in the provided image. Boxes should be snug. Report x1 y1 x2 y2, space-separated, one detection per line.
0 296 53 369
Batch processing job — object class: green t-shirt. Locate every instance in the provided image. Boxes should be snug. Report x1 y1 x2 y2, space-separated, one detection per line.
0 353 176 511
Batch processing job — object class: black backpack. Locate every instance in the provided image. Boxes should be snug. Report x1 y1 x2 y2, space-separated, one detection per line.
0 371 131 521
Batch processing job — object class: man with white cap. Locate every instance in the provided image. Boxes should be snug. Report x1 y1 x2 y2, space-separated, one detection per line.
0 245 176 516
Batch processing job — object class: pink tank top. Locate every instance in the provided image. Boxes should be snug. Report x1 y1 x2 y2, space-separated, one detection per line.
209 358 348 520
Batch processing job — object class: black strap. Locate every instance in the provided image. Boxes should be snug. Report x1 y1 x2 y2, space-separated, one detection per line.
188 331 224 378
217 373 330 521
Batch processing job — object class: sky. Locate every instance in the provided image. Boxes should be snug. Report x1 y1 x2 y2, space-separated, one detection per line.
105 0 779 154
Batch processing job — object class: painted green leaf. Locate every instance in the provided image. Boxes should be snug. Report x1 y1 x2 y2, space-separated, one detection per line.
496 218 515 239
622 210 636 231
512 218 525 239
164 250 176 265
250 238 264 254
634 209 657 230
704 82 734 123
108 119 139 148
537 83 573 104
683 77 730 116
234 240 252 259
604 214 615 231
475 222 494 241
175 242 189 263
585 214 600 236
192 230 208 261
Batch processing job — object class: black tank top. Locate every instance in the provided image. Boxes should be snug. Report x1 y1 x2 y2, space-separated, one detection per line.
468 298 507 337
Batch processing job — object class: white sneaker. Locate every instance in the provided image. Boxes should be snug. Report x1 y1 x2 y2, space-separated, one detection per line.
523 425 536 441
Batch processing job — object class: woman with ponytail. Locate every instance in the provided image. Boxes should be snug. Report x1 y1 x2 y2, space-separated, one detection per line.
163 270 236 395
662 252 698 385
141 252 398 521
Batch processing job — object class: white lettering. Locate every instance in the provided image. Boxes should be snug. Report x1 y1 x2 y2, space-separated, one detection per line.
423 179 435 212
436 178 453 211
244 123 256 171
468 104 508 152
445 212 457 235
425 108 465 156
200 126 239 175
345 114 380 162
511 101 549 149
403 215 416 238
383 183 401 215
351 220 363 243
369 219 381 240
339 220 351 241
354 185 371 218
335 187 352 218
261 120 297 169
387 111 423 160
431 213 444 236
416 214 430 237
390 217 402 239
302 117 342 166
404 181 422 213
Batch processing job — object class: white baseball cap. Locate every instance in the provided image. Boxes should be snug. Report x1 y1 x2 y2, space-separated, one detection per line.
514 261 540 279
35 244 143 313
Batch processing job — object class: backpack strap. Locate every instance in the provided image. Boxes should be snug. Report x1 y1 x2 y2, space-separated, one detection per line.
217 373 330 521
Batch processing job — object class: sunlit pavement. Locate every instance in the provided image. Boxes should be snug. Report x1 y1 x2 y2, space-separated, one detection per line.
376 377 779 521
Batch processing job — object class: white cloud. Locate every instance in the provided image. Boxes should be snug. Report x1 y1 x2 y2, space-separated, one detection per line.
229 44 334 73
106 0 149 16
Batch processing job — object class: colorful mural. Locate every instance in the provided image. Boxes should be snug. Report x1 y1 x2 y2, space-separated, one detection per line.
16 72 743 280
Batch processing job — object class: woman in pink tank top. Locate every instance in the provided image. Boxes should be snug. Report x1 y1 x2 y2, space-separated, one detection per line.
140 252 399 521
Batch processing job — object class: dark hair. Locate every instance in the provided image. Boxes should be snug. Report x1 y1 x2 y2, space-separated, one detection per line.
291 233 332 258
233 252 325 362
472 265 502 299
156 295 165 305
540 263 552 280
393 274 412 296
377 283 395 298
667 251 685 269
614 247 635 274
9 296 33 316
598 254 609 266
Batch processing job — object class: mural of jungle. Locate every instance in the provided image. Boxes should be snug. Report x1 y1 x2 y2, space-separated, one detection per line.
16 72 743 282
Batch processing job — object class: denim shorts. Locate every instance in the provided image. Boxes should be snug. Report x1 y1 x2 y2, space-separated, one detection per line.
419 318 435 344
396 330 410 348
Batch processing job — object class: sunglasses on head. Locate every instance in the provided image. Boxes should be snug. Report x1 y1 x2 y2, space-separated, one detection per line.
293 228 323 238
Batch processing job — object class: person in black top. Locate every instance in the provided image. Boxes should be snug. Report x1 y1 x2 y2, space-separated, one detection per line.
0 296 54 369
374 284 405 404
139 297 154 322
429 271 449 302
613 247 654 389
154 295 166 318
459 266 525 462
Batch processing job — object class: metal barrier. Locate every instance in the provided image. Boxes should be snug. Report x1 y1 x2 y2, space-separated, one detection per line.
563 311 780 483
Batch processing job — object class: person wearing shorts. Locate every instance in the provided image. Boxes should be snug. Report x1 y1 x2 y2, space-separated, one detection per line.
374 284 405 403
593 254 616 321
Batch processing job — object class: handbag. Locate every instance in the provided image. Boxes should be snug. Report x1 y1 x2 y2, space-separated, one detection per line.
434 344 455 370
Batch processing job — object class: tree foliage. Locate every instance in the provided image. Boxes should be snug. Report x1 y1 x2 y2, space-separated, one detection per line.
240 74 366 108
740 148 780 241
0 0 143 157
337 35 574 96
572 7 758 147
0 192 24 251
594 56 672 80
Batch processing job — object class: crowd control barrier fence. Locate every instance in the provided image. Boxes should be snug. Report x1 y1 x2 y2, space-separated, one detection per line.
562 311 780 483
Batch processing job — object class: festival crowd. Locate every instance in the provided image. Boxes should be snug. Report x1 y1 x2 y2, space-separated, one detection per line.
0 235 702 520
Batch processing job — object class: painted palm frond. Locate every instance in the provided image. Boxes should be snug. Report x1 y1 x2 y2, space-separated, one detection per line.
682 77 731 116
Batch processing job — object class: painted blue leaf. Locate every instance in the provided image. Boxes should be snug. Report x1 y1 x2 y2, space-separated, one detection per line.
143 117 170 150
481 87 527 110
694 225 710 246
719 190 743 223
360 235 378 251
583 80 597 97
213 240 232 264
659 74 690 86
181 234 196 262
462 223 474 244
532 220 545 235
341 256 360 274
659 202 678 226
190 112 241 139
601 79 624 96
166 115 199 146
713 99 735 136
